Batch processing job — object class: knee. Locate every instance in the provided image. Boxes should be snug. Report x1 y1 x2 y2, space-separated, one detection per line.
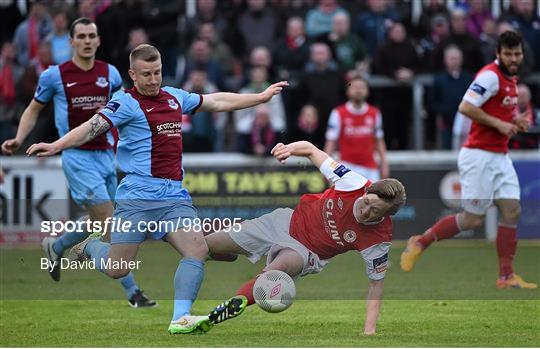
183 237 209 260
459 212 484 230
106 268 130 279
500 204 521 224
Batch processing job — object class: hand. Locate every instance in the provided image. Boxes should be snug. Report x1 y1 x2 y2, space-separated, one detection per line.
271 142 291 164
513 111 531 132
259 81 289 103
26 142 60 157
0 168 4 184
1 138 21 155
495 120 518 137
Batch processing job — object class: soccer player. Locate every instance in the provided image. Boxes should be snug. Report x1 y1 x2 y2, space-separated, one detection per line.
202 141 406 335
400 31 537 289
324 76 389 181
26 44 288 334
1 18 156 306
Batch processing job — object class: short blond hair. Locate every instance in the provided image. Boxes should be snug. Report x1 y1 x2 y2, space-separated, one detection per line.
366 178 406 216
129 44 160 68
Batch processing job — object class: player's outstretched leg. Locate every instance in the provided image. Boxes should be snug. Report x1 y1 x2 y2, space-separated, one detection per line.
401 214 463 272
69 236 158 307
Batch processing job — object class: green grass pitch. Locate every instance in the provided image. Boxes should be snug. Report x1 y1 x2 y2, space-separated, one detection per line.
1 240 539 347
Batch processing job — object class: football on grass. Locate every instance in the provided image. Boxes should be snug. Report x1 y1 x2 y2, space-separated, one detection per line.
253 270 296 313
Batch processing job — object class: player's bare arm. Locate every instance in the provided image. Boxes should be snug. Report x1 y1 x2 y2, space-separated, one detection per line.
1 100 44 155
26 114 111 157
271 141 329 168
199 81 289 112
458 100 518 137
323 139 337 156
376 138 389 178
364 279 384 335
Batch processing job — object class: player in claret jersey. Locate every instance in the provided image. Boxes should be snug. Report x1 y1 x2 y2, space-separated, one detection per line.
26 44 288 334
203 141 406 335
1 17 155 306
401 31 537 289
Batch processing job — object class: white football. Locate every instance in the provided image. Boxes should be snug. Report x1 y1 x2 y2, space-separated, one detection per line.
253 270 296 313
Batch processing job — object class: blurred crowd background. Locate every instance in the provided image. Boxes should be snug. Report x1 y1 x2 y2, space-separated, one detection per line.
1 0 539 154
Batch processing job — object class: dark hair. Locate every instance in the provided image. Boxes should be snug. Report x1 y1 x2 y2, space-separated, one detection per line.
69 17 97 38
129 44 161 67
366 178 406 216
497 31 523 52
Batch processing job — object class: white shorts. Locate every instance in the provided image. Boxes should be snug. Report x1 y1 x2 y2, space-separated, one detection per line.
341 161 380 181
229 208 328 277
458 147 520 215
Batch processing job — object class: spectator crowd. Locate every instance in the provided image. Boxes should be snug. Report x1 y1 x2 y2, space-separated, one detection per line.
1 0 539 153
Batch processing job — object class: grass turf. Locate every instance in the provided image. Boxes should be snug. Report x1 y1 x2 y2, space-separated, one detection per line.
1 240 539 347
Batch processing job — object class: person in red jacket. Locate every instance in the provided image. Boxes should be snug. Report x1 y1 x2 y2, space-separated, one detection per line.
401 31 537 289
324 76 389 181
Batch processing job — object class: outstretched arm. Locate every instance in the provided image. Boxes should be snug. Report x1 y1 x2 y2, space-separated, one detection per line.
199 81 288 112
271 141 330 168
1 100 44 155
364 279 384 335
26 114 111 157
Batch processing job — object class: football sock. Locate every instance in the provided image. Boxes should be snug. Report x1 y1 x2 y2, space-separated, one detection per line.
84 239 140 299
496 224 517 279
52 230 90 255
120 273 139 299
84 239 110 272
418 215 460 248
236 277 257 306
172 258 205 321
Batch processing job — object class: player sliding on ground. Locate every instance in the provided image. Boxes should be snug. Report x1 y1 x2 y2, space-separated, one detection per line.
202 141 406 335
26 43 288 334
400 31 536 289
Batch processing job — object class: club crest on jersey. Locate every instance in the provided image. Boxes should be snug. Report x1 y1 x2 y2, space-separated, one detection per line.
95 76 108 88
343 230 356 243
168 99 179 110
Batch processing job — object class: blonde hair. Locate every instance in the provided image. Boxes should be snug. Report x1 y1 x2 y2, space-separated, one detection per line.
129 44 160 68
366 178 406 216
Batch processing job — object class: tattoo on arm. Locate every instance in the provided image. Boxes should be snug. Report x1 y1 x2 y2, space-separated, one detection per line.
88 114 111 140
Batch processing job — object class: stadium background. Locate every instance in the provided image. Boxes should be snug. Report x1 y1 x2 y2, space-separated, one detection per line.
0 0 539 347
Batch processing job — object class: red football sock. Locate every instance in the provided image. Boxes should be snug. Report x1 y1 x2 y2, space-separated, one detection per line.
236 277 257 306
418 215 460 248
496 224 517 279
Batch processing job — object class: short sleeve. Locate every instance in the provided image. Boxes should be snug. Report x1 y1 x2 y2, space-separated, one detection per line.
164 87 203 114
98 94 134 127
462 70 499 107
108 64 123 92
319 158 368 191
325 109 340 141
359 242 391 280
34 66 58 104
